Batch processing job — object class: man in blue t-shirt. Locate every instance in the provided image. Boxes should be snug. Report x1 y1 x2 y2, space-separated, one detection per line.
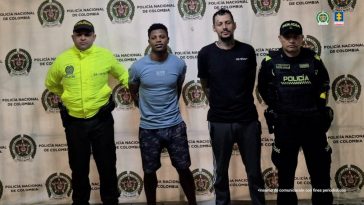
129 23 197 205
197 9 265 205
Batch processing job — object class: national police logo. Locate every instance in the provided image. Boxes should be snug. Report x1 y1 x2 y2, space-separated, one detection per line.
335 164 364 192
0 180 3 200
107 0 135 23
303 35 322 55
182 80 208 108
328 0 356 12
42 89 61 112
37 0 64 27
117 171 143 198
5 49 32 76
9 134 36 161
192 168 214 195
46 172 72 199
161 147 169 157
144 45 172 56
263 167 279 192
316 11 330 25
178 0 206 20
65 65 75 78
112 84 134 110
251 0 280 16
232 143 240 155
332 74 361 103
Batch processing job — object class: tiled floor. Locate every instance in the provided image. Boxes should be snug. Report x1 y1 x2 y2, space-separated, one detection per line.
86 199 364 205
47 199 364 205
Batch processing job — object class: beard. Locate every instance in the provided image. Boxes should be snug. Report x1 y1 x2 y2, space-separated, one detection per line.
220 34 234 42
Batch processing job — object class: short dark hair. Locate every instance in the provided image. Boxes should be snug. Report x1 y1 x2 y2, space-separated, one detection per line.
212 8 234 25
148 23 168 38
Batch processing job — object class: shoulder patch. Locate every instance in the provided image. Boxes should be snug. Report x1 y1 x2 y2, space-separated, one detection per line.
314 54 321 61
320 92 327 99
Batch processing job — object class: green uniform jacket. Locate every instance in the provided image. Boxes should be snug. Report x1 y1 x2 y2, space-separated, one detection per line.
45 45 128 118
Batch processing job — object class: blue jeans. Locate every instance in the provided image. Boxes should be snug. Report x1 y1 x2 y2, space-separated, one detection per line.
208 120 265 205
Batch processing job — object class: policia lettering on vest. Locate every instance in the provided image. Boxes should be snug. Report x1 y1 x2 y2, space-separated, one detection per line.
258 20 334 205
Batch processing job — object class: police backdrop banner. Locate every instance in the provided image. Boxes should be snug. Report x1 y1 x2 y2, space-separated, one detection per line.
0 0 363 204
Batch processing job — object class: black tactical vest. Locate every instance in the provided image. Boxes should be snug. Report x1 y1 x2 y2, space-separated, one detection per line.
270 50 320 113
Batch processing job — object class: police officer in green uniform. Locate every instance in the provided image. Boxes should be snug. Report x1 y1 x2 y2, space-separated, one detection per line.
45 19 128 205
258 20 333 205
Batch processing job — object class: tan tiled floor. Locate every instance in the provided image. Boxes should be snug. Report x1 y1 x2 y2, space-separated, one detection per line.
86 199 364 205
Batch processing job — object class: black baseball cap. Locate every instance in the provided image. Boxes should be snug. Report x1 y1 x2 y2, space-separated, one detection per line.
73 19 94 33
280 20 302 36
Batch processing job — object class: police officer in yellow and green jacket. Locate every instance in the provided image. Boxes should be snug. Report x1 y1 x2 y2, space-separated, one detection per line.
258 20 333 205
45 19 128 205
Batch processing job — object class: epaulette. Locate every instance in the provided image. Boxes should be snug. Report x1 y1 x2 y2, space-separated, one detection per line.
314 54 321 61
265 50 280 61
302 47 321 60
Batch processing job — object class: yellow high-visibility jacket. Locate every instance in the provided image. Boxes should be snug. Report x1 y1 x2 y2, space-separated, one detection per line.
45 45 128 118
